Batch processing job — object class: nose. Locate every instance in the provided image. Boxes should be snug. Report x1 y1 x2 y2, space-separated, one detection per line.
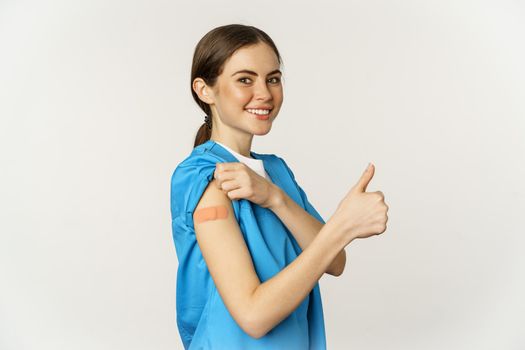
253 79 272 101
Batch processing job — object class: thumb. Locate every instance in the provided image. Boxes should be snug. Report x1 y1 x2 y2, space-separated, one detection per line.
353 162 375 193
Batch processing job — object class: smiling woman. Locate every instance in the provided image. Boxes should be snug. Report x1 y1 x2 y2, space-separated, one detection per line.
170 24 346 350
190 25 284 152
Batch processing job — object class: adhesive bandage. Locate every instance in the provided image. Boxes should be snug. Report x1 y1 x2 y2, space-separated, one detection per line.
194 205 229 223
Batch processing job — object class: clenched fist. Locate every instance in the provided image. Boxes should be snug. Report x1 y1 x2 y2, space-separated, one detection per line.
213 162 283 209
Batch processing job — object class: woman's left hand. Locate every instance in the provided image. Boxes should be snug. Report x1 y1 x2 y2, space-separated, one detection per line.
213 162 283 209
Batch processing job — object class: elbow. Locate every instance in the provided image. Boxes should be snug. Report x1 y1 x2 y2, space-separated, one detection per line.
247 328 266 340
233 288 268 339
331 266 345 277
241 321 266 339
330 252 347 277
241 308 272 339
241 314 267 339
327 265 344 277
333 259 346 277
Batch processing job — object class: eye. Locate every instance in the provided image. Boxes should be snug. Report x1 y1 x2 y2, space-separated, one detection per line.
238 77 282 84
238 77 252 84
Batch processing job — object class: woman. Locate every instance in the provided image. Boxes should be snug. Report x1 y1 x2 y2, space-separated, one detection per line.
170 24 389 349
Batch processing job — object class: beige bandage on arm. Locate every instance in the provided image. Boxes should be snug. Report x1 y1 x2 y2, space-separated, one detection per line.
194 205 229 224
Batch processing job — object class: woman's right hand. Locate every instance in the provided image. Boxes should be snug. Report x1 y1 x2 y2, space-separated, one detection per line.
329 163 389 244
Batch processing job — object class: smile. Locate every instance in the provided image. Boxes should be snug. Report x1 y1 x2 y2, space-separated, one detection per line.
246 109 272 120
245 108 271 115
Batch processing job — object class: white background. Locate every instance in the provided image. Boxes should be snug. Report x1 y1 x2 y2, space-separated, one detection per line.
1 0 524 349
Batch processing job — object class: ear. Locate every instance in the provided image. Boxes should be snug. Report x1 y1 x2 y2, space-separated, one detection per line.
193 78 214 104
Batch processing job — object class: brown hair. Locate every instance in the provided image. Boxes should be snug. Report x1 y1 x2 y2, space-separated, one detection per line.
191 24 283 148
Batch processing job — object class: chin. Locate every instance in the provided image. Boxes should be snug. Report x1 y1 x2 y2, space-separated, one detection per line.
251 124 273 136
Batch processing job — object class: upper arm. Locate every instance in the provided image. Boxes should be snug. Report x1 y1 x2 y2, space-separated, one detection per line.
193 179 261 336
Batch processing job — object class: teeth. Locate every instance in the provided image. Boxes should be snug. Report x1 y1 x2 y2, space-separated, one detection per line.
246 108 270 115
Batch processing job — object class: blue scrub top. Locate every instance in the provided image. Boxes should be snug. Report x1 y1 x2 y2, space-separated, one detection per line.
170 140 327 349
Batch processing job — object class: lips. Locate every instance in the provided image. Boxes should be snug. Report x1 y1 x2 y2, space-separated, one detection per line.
245 107 272 113
246 110 271 120
246 106 273 110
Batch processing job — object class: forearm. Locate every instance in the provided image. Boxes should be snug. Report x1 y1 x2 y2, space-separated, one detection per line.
247 221 350 338
269 185 346 276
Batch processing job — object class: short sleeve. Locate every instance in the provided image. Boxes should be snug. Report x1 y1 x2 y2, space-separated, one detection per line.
170 154 242 231
276 156 326 225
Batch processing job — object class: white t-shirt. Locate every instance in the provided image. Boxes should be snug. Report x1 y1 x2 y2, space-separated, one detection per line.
214 141 271 181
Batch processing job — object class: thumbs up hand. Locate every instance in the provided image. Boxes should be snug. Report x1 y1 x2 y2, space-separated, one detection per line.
329 163 389 244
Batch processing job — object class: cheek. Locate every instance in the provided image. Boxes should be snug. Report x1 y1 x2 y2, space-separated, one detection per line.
272 90 284 107
233 89 252 103
222 84 251 102
271 85 283 97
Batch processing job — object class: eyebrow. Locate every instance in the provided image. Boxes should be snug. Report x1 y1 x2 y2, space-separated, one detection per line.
231 69 282 77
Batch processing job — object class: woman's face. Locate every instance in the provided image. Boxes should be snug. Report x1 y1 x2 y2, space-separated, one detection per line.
207 42 284 136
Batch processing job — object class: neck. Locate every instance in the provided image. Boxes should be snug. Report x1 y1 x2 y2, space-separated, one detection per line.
210 137 253 158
